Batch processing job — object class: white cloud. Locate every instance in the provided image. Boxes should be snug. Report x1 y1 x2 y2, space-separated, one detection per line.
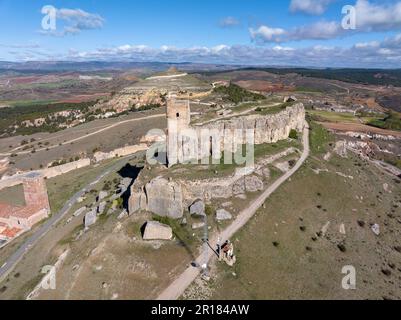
253 1 401 43
250 21 344 43
354 0 401 31
250 26 286 42
41 7 104 36
220 17 240 28
290 0 335 15
54 33 401 68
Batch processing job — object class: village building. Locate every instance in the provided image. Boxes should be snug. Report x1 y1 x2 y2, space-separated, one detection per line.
0 172 50 244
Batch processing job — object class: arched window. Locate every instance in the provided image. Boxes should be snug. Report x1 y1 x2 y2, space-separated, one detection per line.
176 113 180 118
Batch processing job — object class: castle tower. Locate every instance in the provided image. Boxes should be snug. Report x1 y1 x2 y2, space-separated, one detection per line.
167 97 191 167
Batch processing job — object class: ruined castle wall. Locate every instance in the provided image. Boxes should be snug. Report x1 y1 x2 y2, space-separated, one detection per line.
94 144 148 163
183 103 305 162
0 159 91 190
41 159 91 179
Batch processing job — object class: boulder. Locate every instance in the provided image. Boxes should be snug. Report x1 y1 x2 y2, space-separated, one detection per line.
142 221 173 240
192 222 206 230
189 200 205 216
145 177 184 219
245 175 264 192
216 209 232 221
84 209 97 228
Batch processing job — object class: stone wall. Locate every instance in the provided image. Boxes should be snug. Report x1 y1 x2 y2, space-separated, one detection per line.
129 147 300 218
0 159 91 190
94 144 148 163
167 102 305 166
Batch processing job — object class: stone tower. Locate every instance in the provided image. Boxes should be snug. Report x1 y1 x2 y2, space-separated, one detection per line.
22 172 50 211
167 97 191 167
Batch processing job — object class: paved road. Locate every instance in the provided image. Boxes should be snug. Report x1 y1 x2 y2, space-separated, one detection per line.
157 121 310 300
0 155 136 282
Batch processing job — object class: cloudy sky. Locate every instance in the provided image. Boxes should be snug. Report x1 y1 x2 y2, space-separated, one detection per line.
1 0 401 68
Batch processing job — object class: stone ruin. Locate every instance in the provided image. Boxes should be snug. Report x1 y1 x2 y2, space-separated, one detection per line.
128 97 305 220
166 97 305 167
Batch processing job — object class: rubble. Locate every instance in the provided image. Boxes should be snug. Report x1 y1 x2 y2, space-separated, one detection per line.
244 175 264 192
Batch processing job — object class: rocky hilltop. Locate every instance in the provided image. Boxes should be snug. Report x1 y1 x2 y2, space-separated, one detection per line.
129 103 306 219
95 70 211 112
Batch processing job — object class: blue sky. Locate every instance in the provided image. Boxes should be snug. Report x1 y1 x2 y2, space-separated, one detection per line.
1 0 401 67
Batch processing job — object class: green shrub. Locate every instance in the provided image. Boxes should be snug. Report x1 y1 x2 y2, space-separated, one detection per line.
205 205 215 216
289 129 298 140
214 83 265 104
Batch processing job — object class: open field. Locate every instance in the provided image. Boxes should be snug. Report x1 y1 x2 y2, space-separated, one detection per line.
0 108 166 171
184 124 401 300
319 122 401 138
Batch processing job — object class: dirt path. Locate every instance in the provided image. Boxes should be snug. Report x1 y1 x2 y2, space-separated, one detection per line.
157 121 310 300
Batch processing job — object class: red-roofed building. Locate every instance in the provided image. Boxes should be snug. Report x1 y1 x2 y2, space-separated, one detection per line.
0 173 50 243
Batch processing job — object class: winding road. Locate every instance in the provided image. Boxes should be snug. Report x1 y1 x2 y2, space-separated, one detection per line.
157 121 310 300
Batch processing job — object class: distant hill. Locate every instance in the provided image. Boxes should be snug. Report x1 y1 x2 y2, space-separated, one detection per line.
219 67 401 87
0 61 242 74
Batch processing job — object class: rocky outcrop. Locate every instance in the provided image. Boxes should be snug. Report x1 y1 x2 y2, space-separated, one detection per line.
146 178 184 219
142 221 173 240
129 177 184 219
96 88 165 113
